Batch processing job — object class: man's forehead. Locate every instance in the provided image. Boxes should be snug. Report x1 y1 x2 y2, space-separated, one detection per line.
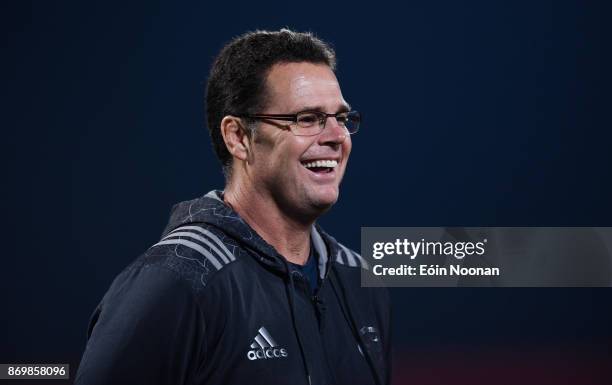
264 62 346 112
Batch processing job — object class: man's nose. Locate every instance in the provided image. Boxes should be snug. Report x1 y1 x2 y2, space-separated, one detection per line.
319 116 347 144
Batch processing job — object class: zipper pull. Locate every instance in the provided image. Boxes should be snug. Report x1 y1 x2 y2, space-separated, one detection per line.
311 295 327 329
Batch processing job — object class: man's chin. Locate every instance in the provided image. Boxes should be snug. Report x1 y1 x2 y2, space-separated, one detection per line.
307 190 339 212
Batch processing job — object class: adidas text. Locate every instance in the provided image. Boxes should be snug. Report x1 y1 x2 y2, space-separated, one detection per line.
247 347 288 360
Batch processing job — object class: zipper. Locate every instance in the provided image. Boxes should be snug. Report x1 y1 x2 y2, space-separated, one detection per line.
291 265 341 385
311 294 326 331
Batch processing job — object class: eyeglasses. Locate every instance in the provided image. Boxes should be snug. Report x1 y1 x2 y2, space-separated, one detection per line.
239 110 360 136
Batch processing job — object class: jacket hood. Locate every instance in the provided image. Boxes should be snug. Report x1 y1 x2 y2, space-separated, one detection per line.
162 190 338 279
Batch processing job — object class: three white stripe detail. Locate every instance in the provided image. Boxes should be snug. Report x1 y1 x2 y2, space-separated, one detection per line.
152 225 235 271
335 243 369 269
339 243 357 267
165 226 235 262
163 232 231 264
154 239 223 270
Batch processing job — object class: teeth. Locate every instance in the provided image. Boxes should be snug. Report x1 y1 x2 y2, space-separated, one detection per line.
302 160 338 169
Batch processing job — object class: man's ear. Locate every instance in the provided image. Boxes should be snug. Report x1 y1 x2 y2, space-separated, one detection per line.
220 116 251 163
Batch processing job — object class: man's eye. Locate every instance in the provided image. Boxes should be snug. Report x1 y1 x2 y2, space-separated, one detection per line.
336 114 348 124
297 113 319 125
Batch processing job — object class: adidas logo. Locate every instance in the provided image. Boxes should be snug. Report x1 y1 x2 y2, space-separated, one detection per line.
247 327 288 361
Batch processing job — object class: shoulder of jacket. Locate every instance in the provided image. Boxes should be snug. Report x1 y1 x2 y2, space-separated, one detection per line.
142 223 242 293
332 240 369 270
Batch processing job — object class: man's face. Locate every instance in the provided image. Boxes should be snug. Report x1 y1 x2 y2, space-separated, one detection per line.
246 62 352 219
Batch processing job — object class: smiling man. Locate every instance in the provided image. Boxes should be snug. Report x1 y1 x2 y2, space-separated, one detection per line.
76 29 391 385
221 61 353 264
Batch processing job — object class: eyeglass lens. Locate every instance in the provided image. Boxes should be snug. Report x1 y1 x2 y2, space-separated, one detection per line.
294 111 360 136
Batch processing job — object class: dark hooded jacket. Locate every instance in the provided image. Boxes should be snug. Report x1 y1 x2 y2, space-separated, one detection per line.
76 191 391 385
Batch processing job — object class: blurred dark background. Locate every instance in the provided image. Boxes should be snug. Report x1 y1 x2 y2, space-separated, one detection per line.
2 1 611 384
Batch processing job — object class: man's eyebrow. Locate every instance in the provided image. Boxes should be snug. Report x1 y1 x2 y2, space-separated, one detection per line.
294 103 351 113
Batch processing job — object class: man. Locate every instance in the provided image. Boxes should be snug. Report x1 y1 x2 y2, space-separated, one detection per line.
76 29 391 385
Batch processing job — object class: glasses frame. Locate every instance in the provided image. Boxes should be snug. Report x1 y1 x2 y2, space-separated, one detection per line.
238 110 360 136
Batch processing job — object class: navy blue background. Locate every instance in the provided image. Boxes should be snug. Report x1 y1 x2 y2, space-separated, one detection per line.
2 1 611 383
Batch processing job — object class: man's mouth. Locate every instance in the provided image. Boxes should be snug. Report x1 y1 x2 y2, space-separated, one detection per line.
301 159 338 174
